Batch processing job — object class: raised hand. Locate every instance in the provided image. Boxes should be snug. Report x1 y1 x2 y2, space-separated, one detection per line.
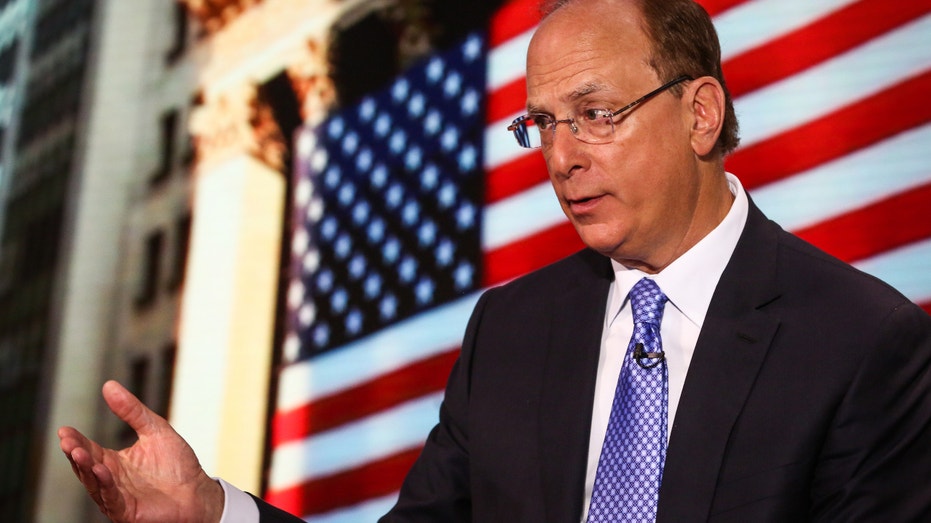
58 380 225 523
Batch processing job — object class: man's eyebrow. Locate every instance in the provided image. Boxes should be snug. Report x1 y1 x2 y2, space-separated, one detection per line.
525 81 608 113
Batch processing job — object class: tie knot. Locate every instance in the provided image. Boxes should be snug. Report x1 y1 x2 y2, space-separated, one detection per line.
629 278 667 325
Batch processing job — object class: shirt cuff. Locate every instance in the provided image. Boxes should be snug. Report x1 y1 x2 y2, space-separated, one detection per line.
216 478 260 523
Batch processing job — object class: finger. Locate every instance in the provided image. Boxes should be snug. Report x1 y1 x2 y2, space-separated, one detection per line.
93 462 130 520
65 445 107 507
102 380 166 439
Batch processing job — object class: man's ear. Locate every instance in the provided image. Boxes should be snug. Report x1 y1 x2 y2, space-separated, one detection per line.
687 77 725 157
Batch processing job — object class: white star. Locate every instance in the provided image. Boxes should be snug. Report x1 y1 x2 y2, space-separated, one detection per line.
287 281 306 309
444 72 462 98
375 113 392 137
372 164 388 188
331 287 348 313
456 202 476 229
320 217 338 241
418 220 437 247
338 183 356 207
348 253 366 280
380 294 398 321
334 233 352 259
358 97 377 121
367 218 385 243
461 88 480 116
458 144 477 171
438 182 457 209
454 262 475 290
392 78 410 102
345 309 363 336
415 277 436 306
405 146 423 171
421 164 439 190
356 148 373 172
298 303 316 327
408 92 426 117
352 201 370 225
441 128 459 152
302 249 320 274
462 34 482 62
311 148 328 174
389 129 407 154
316 269 334 293
324 165 341 189
402 200 421 226
386 183 404 209
424 109 442 136
312 323 330 348
383 237 401 263
399 256 418 283
435 238 454 267
364 273 383 299
426 57 445 82
327 117 345 139
342 132 359 155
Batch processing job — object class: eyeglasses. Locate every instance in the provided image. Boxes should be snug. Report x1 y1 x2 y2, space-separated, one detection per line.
507 75 692 149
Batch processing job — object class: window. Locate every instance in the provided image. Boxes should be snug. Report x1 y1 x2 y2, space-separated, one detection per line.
135 230 164 308
165 2 189 65
151 109 179 185
167 213 191 291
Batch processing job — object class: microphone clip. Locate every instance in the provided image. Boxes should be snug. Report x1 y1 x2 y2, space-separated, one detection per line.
633 342 665 369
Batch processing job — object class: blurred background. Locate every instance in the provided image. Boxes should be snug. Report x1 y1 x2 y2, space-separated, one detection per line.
0 0 928 521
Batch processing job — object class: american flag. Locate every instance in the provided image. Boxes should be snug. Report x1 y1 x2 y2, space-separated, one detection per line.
265 0 931 520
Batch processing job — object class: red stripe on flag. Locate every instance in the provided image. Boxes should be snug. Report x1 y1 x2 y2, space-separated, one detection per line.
271 348 460 447
485 152 549 204
794 181 931 263
920 301 931 316
724 0 931 98
487 77 527 124
483 222 584 287
728 70 931 191
697 0 753 17
489 0 542 47
265 447 422 517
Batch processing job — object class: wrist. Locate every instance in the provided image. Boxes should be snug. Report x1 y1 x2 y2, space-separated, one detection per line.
196 475 225 523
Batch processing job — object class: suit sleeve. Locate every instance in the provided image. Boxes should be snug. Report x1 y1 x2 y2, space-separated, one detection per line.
812 301 931 521
250 495 309 523
377 291 495 522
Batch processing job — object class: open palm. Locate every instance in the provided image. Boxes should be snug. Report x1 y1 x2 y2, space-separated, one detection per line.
59 380 223 523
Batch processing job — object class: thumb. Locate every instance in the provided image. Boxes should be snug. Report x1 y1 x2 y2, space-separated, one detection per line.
101 380 166 438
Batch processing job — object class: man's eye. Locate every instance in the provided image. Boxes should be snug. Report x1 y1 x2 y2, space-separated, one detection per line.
531 115 553 129
581 108 610 121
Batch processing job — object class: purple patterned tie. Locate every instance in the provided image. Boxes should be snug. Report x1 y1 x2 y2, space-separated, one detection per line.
587 277 668 523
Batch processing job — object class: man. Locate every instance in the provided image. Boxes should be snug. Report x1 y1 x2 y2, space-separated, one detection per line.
60 0 931 521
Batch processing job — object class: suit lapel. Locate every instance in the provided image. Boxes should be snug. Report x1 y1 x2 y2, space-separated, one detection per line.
657 202 784 522
538 251 613 522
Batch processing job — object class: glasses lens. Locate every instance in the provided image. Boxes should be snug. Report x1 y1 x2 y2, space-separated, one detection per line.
577 109 615 144
510 116 543 149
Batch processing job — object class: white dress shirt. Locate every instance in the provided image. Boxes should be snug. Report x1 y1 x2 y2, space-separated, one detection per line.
579 172 749 520
221 173 749 523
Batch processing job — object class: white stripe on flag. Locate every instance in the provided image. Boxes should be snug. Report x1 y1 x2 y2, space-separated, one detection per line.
855 238 931 305
276 293 479 411
487 28 533 91
737 14 931 148
751 123 931 231
269 392 445 490
482 181 565 251
715 0 859 59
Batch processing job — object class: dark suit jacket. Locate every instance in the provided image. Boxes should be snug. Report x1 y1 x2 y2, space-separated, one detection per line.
258 202 931 521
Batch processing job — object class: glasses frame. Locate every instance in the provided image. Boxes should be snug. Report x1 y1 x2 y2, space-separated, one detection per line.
507 75 693 149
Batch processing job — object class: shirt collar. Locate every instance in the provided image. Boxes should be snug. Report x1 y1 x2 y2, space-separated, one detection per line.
608 172 749 328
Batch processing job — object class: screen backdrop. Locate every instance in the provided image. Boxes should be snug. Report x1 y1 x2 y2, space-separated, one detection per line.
267 0 931 520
